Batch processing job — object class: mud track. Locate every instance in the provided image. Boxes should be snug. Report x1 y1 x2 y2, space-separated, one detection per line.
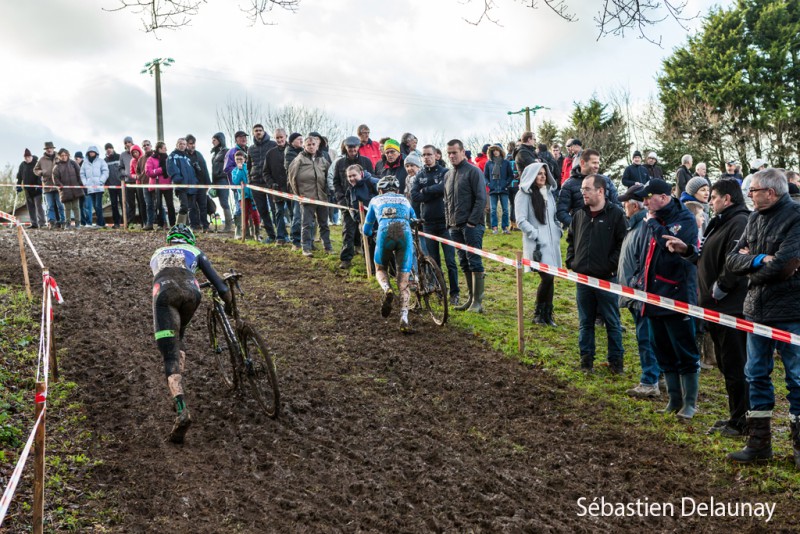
0 229 795 532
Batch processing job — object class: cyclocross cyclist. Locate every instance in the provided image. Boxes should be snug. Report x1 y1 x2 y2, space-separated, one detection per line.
150 223 232 443
363 175 417 333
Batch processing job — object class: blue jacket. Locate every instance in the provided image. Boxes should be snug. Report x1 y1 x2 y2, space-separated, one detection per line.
167 149 198 194
80 147 109 194
621 163 649 187
484 159 513 194
349 171 379 207
636 198 698 317
231 163 252 200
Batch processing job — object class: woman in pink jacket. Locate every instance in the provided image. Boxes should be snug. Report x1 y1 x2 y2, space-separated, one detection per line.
145 141 175 228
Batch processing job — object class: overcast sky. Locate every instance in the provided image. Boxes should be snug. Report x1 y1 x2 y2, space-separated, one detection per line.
0 0 722 167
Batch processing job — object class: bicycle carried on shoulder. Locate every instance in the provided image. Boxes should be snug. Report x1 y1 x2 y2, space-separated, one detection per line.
200 271 280 418
409 219 448 326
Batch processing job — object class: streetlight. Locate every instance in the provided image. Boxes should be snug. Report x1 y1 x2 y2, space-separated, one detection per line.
507 105 550 133
141 58 175 142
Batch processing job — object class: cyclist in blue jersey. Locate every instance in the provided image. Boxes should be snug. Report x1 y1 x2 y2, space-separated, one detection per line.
150 223 232 443
363 176 417 333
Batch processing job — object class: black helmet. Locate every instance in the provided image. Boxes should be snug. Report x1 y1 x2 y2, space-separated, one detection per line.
166 223 196 246
376 175 399 192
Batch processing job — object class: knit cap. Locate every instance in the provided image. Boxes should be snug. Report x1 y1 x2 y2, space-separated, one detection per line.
383 138 401 153
685 176 709 198
404 153 422 168
24 148 32 157
288 132 302 144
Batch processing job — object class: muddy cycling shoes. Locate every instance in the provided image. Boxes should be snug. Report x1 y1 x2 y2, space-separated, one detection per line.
381 288 394 318
169 409 193 444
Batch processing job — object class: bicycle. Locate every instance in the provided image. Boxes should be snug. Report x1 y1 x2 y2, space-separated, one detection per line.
409 219 448 326
200 271 280 418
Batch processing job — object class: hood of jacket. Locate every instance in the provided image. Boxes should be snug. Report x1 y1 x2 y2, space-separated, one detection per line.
486 145 506 160
519 162 556 194
130 145 143 159
212 132 226 148
86 145 100 158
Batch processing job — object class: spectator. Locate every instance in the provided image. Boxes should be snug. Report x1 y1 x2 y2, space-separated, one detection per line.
444 139 487 313
287 133 332 257
474 144 490 172
722 160 744 183
616 184 660 397
786 170 799 186
375 138 408 193
515 162 562 327
53 148 85 228
724 169 800 465
552 143 564 182
694 162 709 183
357 124 381 167
120 136 139 226
345 164 379 208
16 148 46 229
74 151 83 166
566 174 626 374
104 143 124 228
637 179 700 420
210 132 233 232
137 140 155 230
224 131 251 238
741 158 768 210
230 151 262 240
247 123 278 243
560 138 582 185
400 132 420 160
81 146 109 227
285 132 305 249
484 145 513 234
790 182 800 203
674 154 694 197
621 150 649 187
681 176 711 233
412 144 460 305
128 144 147 228
185 134 210 233
404 153 422 215
556 149 620 228
74 150 88 226
643 152 665 180
666 179 750 435
536 143 559 180
263 128 292 244
168 138 200 229
34 141 64 229
146 141 175 228
332 136 374 268
513 131 538 175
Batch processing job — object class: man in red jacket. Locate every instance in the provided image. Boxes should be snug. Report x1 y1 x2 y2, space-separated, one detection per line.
357 124 381 168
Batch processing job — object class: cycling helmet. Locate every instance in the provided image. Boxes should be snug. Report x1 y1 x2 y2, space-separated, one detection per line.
166 223 196 246
376 175 400 192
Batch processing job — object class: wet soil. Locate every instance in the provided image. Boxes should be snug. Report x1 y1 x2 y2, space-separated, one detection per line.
1 228 798 532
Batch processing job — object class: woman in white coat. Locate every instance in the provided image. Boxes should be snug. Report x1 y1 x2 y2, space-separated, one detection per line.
514 162 562 326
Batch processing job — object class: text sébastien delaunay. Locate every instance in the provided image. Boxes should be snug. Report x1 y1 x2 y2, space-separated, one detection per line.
576 496 776 522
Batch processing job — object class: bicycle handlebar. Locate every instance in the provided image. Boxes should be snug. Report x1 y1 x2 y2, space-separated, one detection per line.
199 270 243 290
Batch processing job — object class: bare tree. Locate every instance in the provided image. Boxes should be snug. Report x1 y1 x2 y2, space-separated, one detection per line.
215 95 266 143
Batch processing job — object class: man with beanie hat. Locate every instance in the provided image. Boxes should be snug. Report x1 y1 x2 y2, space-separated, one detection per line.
333 135 375 268
675 154 694 196
404 153 423 217
622 150 650 187
644 152 665 180
375 138 408 193
17 148 46 228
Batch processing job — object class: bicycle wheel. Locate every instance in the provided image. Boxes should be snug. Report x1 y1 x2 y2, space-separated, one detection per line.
207 306 238 390
240 323 280 418
420 255 448 326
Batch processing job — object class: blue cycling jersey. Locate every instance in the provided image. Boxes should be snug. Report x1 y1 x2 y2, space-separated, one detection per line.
363 192 417 272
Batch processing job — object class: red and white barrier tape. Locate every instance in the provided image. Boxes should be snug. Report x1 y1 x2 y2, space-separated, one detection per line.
0 410 44 527
248 184 355 213
419 231 800 347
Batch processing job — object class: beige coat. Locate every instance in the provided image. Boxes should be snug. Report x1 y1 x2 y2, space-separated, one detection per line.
287 151 330 201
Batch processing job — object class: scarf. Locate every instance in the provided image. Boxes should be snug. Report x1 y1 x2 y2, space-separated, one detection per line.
491 157 502 180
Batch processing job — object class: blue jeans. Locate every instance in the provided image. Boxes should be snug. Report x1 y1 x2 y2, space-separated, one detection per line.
86 192 106 226
273 199 289 241
576 283 623 365
424 221 459 297
143 190 156 226
489 193 509 230
745 320 800 415
291 201 302 246
109 188 122 225
448 224 485 273
629 308 660 386
647 314 699 375
44 191 64 224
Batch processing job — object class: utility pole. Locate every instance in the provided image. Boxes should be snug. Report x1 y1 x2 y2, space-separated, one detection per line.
507 105 551 134
141 58 175 141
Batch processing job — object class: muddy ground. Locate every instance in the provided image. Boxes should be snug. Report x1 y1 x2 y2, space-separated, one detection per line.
1 228 798 532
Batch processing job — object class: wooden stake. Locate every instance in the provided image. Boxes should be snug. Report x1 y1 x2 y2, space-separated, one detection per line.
49 314 59 383
240 183 246 242
33 381 46 534
121 183 128 230
515 251 525 354
16 225 32 299
359 202 373 278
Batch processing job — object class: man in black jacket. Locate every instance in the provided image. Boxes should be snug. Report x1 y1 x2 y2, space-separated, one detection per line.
210 132 233 232
263 129 290 244
412 144 459 305
675 154 694 196
514 131 538 175
17 149 46 228
556 149 620 228
621 150 650 187
664 179 750 436
566 174 626 374
334 136 374 268
724 169 800 466
444 139 486 313
248 124 278 243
